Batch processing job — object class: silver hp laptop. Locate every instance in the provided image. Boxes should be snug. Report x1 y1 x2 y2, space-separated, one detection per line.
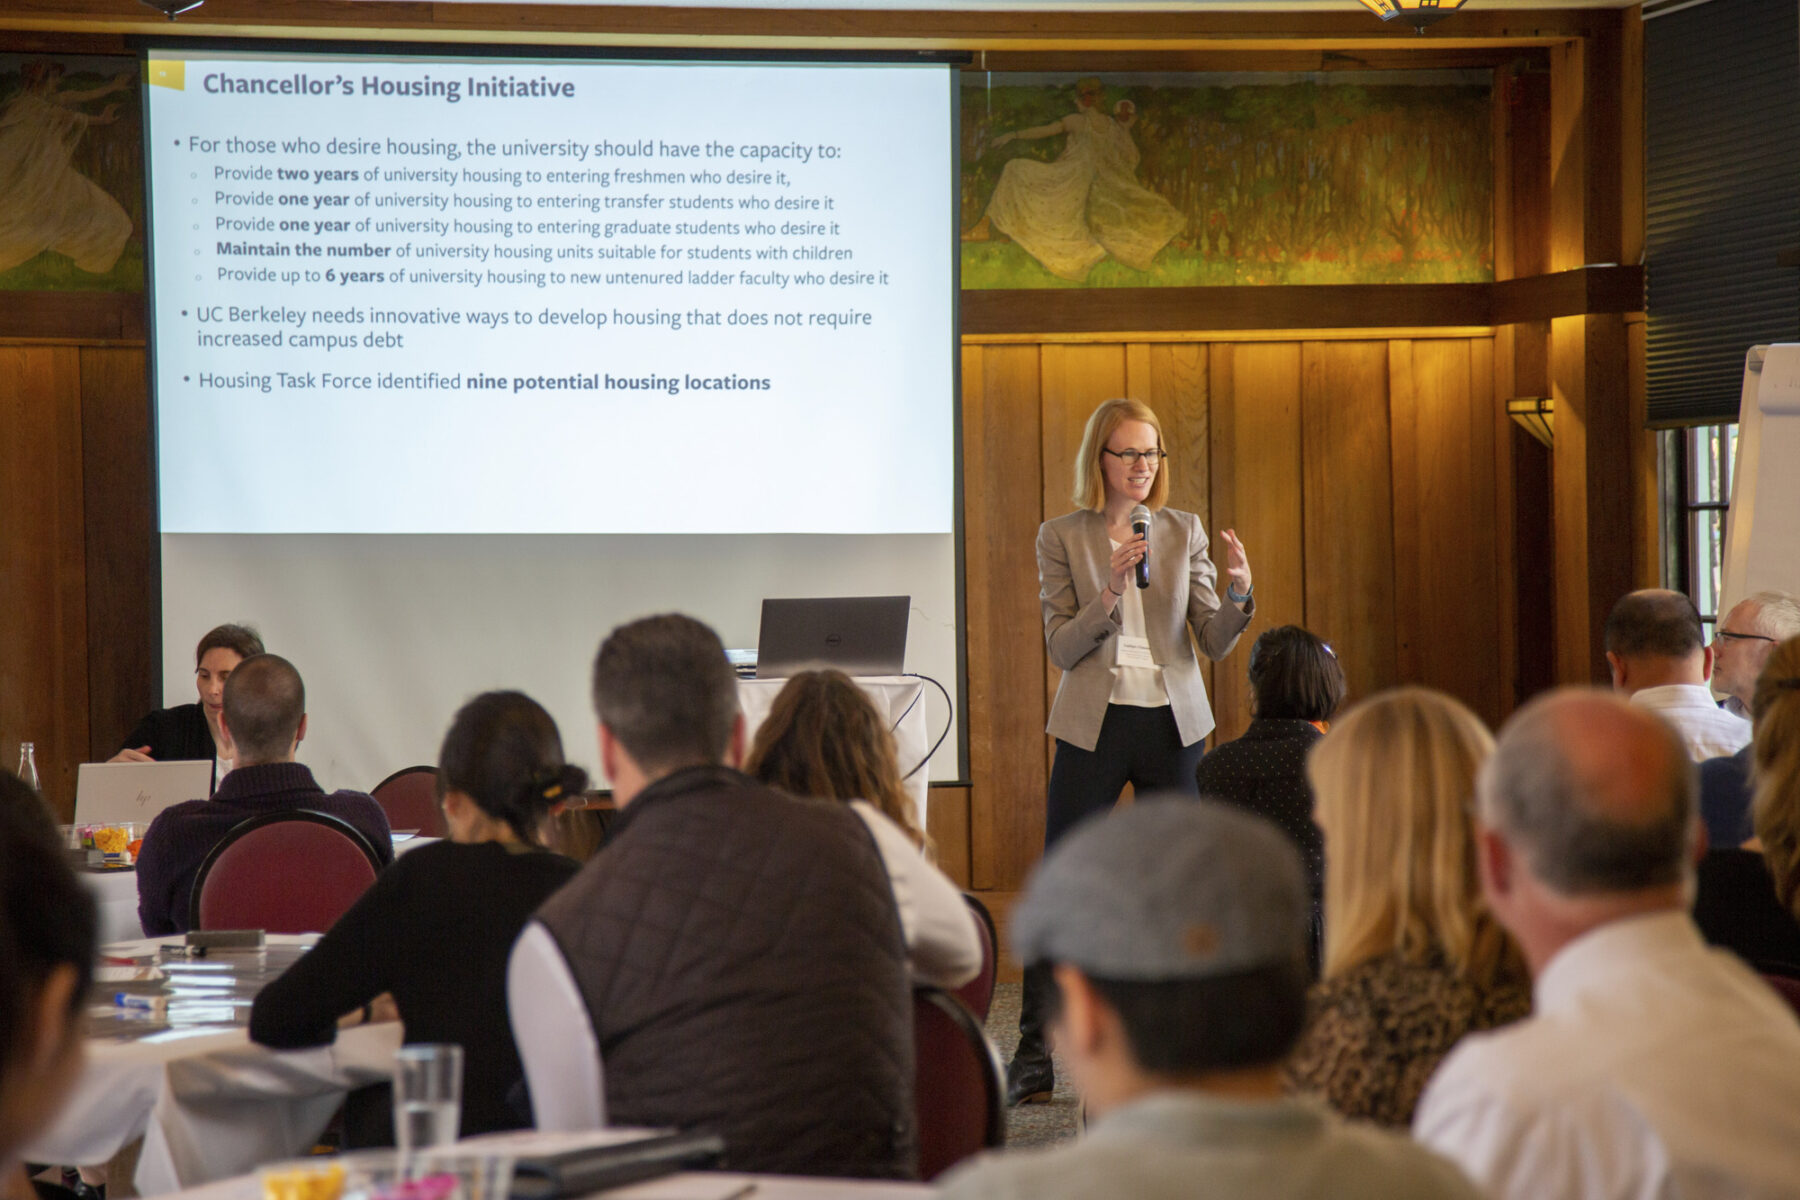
755 596 910 680
74 761 213 825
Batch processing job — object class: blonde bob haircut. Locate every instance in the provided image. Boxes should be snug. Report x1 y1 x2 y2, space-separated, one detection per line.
1308 686 1520 990
1071 397 1170 513
1752 637 1800 917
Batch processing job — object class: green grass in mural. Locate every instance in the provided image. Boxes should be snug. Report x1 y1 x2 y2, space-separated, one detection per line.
961 240 1490 289
959 77 1495 290
0 243 144 292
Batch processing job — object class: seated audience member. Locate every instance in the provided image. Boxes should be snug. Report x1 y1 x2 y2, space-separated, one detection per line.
1604 588 1749 759
1414 690 1800 1199
250 691 583 1136
939 799 1483 1200
1695 637 1800 973
1700 591 1800 846
110 623 263 783
0 773 97 1200
1284 688 1528 1129
1194 624 1345 967
745 669 980 988
510 615 916 1178
135 654 393 936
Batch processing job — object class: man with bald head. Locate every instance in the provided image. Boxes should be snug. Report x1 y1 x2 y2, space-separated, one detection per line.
1413 690 1800 1199
135 654 392 935
1603 588 1749 759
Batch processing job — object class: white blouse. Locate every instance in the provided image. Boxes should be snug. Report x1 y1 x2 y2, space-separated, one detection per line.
1108 537 1171 708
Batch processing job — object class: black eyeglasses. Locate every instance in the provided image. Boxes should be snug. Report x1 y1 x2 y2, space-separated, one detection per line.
1716 631 1777 644
1103 448 1167 466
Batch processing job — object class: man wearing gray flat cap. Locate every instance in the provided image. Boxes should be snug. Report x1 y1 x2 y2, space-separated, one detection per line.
940 798 1482 1200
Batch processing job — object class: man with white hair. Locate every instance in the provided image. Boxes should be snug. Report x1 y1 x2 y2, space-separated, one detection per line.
1413 690 1800 1199
1700 590 1800 846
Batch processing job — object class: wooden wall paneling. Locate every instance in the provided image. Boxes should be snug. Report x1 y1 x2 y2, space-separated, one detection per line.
962 343 1049 891
80 346 155 762
1399 338 1504 724
925 783 971 889
1299 341 1396 708
1467 335 1506 726
0 346 91 820
1389 340 1424 685
1548 28 1636 684
1207 342 1304 744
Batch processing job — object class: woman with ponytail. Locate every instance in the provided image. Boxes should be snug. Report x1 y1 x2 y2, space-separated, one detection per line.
250 691 584 1136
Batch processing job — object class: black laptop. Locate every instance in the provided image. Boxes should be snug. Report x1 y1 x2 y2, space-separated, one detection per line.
755 595 910 679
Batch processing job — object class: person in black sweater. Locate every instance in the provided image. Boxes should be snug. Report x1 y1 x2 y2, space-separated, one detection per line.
249 690 585 1137
111 623 264 779
1194 625 1345 971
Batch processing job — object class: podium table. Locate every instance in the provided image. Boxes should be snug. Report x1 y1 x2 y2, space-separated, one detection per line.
737 675 929 831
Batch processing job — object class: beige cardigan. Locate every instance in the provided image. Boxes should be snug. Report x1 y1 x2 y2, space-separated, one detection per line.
1037 507 1253 751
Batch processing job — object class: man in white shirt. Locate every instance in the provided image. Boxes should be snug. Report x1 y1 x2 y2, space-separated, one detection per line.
1603 588 1749 759
1413 690 1800 1200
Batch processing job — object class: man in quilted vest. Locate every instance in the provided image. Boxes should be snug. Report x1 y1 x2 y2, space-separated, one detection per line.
511 614 917 1178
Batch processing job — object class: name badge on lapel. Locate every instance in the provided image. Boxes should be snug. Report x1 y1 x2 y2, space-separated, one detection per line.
1117 636 1157 670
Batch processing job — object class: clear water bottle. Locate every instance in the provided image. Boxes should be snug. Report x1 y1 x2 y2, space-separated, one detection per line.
17 741 40 792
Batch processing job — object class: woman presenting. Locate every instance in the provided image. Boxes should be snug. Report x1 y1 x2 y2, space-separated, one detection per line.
1008 396 1255 1105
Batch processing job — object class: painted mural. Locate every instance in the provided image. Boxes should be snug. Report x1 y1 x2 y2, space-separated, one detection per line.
0 55 143 292
961 71 1493 289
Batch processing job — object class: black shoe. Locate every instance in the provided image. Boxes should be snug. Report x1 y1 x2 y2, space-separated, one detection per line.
1005 1054 1056 1106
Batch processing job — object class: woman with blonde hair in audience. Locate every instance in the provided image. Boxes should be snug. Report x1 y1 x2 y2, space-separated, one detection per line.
1284 687 1529 1128
1750 639 1800 925
745 668 981 989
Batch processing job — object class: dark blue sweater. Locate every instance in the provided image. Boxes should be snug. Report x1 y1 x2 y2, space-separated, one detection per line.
135 761 393 936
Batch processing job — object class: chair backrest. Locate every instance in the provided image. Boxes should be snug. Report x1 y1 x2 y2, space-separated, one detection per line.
191 809 384 933
1762 971 1800 1018
371 765 448 838
913 987 1005 1181
953 893 998 1022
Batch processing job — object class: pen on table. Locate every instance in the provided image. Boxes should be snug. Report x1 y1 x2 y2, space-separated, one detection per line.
717 1186 757 1200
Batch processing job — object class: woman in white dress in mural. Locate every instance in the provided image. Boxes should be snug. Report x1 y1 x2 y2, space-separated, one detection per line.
0 61 133 275
965 81 1182 282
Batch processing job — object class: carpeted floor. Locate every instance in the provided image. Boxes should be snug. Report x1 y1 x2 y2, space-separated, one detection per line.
983 982 1081 1150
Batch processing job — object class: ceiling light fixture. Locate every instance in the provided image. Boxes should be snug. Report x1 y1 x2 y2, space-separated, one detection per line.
1358 0 1469 33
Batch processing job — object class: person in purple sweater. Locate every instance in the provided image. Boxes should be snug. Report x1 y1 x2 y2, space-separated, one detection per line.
135 654 392 936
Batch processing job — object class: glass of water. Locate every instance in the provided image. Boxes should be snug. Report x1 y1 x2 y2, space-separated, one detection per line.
394 1043 464 1154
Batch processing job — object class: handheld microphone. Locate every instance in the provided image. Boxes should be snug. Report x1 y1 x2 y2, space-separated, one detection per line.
1130 504 1151 590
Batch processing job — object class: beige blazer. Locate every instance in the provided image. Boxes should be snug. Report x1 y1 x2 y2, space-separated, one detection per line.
1038 507 1253 751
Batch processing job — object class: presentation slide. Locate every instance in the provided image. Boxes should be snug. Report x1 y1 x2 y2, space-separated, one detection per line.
144 49 962 790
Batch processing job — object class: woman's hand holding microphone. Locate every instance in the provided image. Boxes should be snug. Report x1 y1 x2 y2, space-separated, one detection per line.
1103 534 1148 611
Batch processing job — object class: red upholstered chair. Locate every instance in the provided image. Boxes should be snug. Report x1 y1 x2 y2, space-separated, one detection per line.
371 765 448 838
913 987 1005 1181
1762 972 1800 1018
190 810 384 933
954 893 998 1022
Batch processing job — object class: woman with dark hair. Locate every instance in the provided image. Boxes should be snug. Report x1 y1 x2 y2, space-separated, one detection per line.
250 691 583 1136
745 669 981 989
0 771 97 1200
1194 625 1345 965
109 623 265 783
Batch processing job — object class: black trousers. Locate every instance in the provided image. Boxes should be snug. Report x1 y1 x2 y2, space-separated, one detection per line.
1016 704 1204 1065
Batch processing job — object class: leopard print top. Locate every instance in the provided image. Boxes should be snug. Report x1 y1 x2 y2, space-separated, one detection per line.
1282 952 1532 1129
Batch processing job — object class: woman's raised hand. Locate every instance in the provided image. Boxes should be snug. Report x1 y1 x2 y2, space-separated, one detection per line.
1219 528 1253 599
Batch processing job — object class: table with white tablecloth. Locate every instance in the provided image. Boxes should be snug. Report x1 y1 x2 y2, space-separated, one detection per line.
737 676 930 830
22 936 402 1196
149 1164 930 1200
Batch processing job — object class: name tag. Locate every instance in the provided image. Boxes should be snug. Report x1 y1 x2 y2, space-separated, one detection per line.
1117 636 1157 670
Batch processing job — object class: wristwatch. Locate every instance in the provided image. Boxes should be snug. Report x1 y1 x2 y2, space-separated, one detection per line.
1227 581 1254 604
